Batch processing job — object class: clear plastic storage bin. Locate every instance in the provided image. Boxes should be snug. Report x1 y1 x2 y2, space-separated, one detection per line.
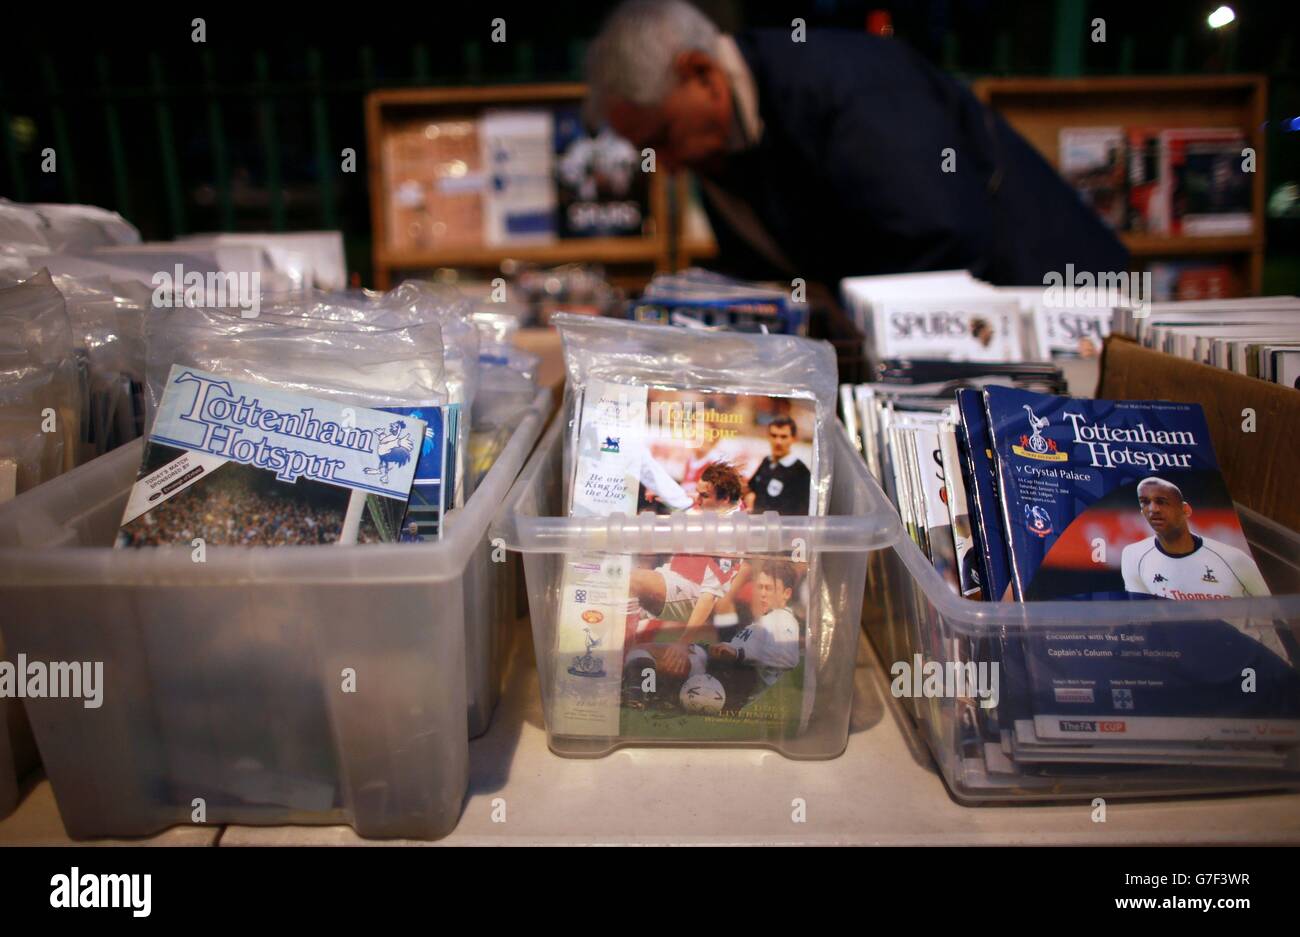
0 388 550 840
1 693 37 819
493 419 898 759
0 701 13 819
862 504 1300 802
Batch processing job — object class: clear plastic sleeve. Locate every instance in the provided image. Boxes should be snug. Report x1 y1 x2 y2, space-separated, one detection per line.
0 270 81 490
471 328 541 489
0 198 139 255
54 274 151 460
254 280 477 500
472 302 540 434
470 304 526 346
0 199 141 287
144 300 448 421
20 201 140 252
516 314 852 756
552 313 839 515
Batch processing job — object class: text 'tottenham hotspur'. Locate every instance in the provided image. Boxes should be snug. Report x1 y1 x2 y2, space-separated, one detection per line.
648 401 741 447
1063 412 1196 471
176 371 374 483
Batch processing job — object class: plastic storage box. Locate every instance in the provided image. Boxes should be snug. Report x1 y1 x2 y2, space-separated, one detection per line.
494 418 898 759
0 700 14 819
0 388 550 840
861 503 1300 802
1 693 38 819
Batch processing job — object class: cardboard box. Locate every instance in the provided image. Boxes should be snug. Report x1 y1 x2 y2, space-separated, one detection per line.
512 327 565 392
1099 335 1300 530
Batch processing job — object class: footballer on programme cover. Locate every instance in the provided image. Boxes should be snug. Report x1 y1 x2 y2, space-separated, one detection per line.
551 381 817 741
1120 476 1269 600
984 385 1300 744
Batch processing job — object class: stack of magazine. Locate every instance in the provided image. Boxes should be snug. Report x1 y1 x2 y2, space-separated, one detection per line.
841 270 1114 365
843 367 1300 776
117 365 435 547
548 315 836 744
115 282 538 549
627 268 809 335
1113 296 1300 387
1059 125 1253 236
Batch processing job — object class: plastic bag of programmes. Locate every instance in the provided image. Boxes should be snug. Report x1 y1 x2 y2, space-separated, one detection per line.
254 280 479 506
0 199 139 281
141 291 457 544
0 198 139 266
54 274 152 461
472 305 538 380
554 313 836 514
18 202 139 252
145 302 445 417
469 304 541 486
545 313 839 745
0 270 82 497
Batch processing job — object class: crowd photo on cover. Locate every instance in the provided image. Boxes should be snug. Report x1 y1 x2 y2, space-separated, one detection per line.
118 448 350 547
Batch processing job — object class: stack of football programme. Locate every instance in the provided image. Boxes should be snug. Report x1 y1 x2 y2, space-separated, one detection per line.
548 315 837 745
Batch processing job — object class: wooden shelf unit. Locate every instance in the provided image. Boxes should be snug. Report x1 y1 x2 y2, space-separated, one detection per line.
365 82 670 289
972 75 1268 295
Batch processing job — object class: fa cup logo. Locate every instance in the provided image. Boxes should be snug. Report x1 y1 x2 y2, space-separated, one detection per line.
567 626 607 678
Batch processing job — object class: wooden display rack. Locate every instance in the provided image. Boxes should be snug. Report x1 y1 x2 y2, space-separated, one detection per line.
972 75 1268 295
365 83 670 289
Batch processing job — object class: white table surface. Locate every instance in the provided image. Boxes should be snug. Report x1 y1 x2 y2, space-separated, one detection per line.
7 619 1293 847
0 778 220 847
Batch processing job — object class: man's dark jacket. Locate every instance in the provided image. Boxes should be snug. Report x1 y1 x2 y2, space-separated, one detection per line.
700 29 1128 287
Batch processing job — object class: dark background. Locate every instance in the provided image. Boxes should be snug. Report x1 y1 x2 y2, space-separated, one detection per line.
2 0 1298 288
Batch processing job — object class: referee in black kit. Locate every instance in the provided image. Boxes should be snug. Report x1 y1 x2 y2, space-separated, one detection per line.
745 416 811 516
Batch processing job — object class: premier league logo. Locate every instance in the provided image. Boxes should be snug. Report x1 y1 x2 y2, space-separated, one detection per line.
1025 503 1053 537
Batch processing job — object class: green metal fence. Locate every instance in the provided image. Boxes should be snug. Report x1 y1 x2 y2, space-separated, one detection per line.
0 0 1292 286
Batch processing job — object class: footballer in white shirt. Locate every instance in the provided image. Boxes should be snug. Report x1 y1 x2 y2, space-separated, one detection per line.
624 462 751 645
623 560 803 714
1120 477 1269 600
1121 477 1291 661
704 560 802 702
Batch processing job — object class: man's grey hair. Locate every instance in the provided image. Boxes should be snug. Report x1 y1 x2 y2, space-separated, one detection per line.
585 0 720 123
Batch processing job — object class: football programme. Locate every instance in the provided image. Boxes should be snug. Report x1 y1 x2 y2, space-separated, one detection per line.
550 379 820 742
